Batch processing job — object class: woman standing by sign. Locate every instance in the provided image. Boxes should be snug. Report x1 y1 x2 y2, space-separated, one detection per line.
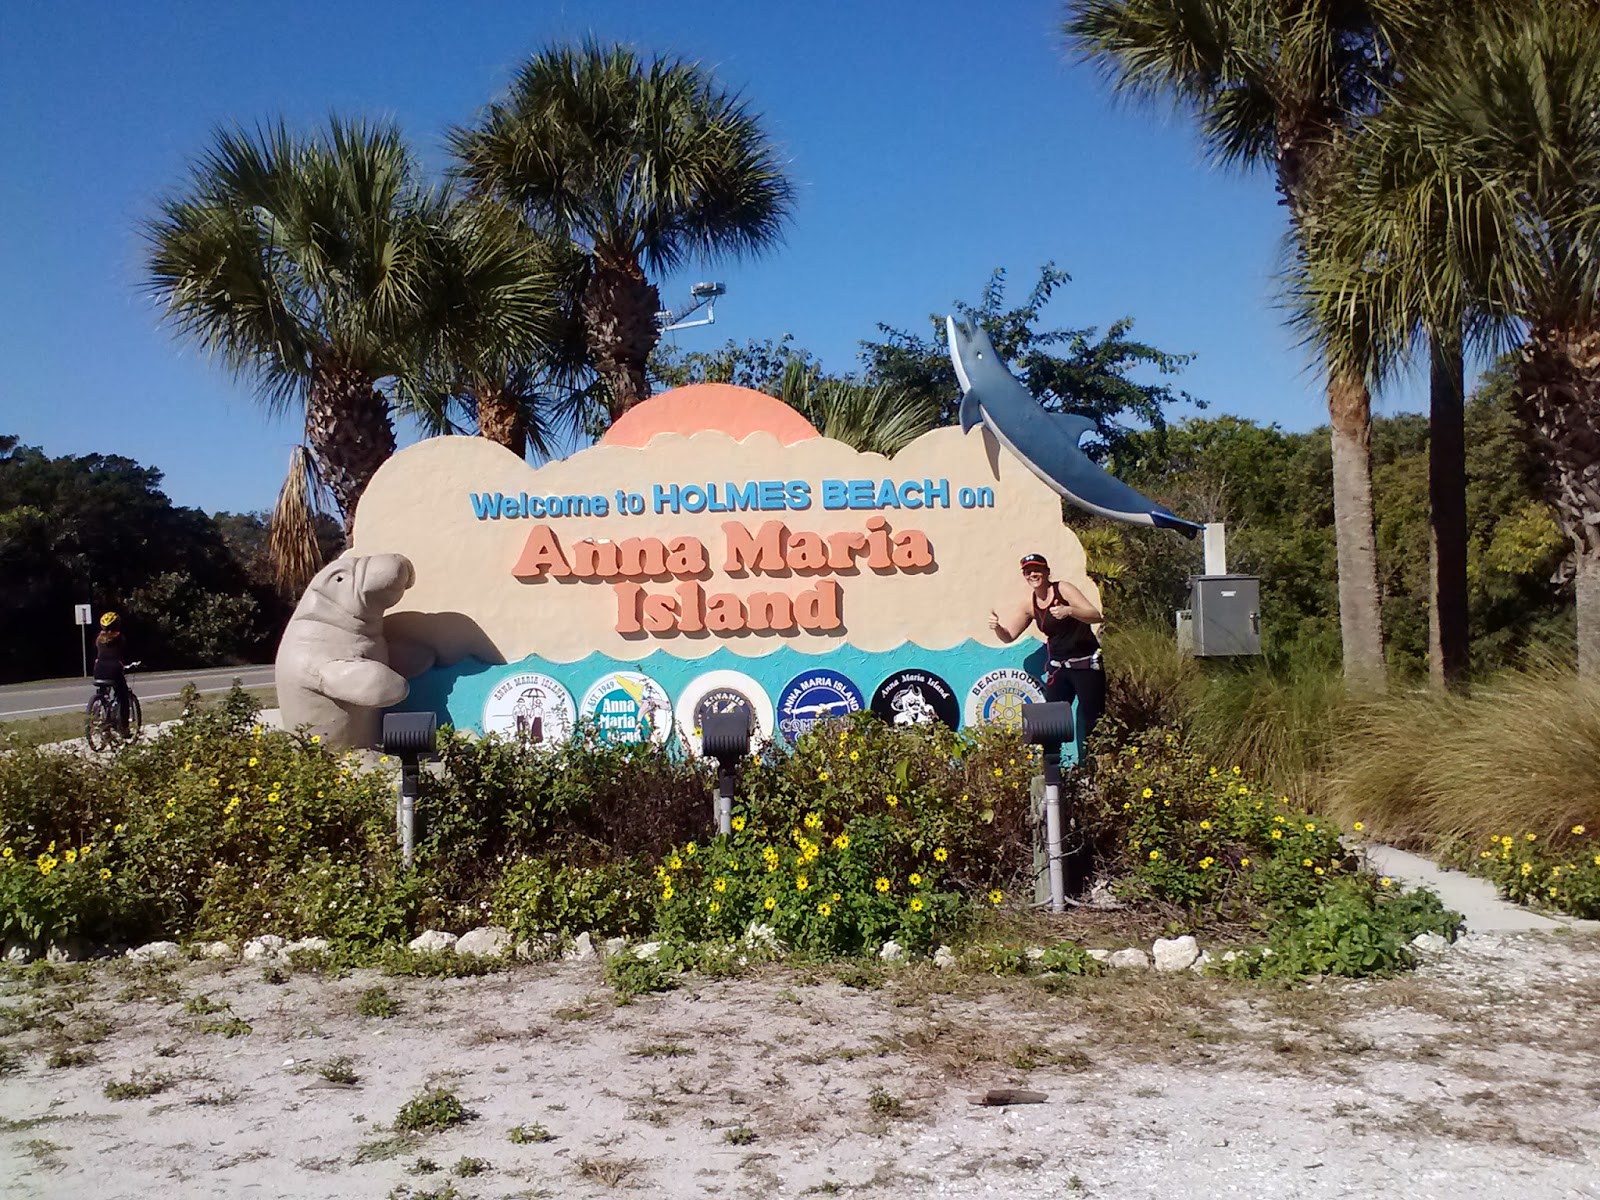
987 553 1105 754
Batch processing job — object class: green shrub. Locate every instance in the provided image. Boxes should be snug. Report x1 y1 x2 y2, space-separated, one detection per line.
1467 826 1600 918
394 1086 475 1134
492 856 656 941
603 951 678 1003
1084 728 1351 911
1235 879 1461 979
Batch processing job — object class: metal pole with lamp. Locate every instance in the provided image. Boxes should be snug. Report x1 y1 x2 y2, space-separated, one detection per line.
1022 701 1076 913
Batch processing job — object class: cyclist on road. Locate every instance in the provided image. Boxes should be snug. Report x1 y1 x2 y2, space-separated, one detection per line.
93 612 133 735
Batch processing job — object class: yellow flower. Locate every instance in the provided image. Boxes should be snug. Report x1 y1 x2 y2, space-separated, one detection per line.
831 892 841 902
910 897 924 913
1198 820 1211 832
805 812 823 830
685 842 697 857
731 816 746 832
817 902 832 917
248 756 259 767
1379 877 1392 888
1352 821 1364 832
909 872 922 886
1593 855 1600 867
795 876 809 891
662 885 675 901
0 848 10 860
1525 832 1537 842
669 855 683 871
275 825 285 834
988 889 1004 905
886 795 899 808
1134 761 1143 770
713 877 727 893
1314 867 1325 876
817 771 829 782
764 896 776 910
99 868 111 881
1501 836 1513 847
1231 766 1241 776
832 834 850 850
993 767 1004 778
1572 825 1586 836
267 792 280 804
210 778 220 788
933 847 948 862
1271 830 1283 840
1274 815 1287 824
849 750 859 762
1208 766 1218 777
113 824 123 834
310 734 321 744
1520 862 1533 876
709 900 721 913
63 849 77 864
1302 858 1313 868
1199 857 1213 870
1240 858 1251 868
1148 850 1160 861
1141 787 1154 799
875 877 891 893
1304 823 1316 832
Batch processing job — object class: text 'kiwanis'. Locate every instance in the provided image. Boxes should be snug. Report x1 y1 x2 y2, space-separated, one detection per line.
509 518 935 635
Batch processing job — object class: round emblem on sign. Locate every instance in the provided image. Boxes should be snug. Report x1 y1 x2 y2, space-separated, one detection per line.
482 672 576 744
579 671 673 745
871 669 960 730
964 668 1046 730
775 670 865 742
674 670 774 755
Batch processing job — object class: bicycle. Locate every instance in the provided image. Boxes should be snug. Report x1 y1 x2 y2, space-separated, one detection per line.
85 663 142 751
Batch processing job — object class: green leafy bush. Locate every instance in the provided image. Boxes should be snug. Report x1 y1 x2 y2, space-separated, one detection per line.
492 856 656 941
1231 879 1461 979
1467 826 1600 918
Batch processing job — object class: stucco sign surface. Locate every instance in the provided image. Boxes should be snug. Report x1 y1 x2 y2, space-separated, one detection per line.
351 384 1096 743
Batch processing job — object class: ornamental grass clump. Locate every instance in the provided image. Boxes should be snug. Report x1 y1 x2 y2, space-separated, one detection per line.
651 715 1032 955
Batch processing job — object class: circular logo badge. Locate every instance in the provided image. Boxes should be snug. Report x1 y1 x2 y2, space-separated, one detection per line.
674 670 774 755
579 671 673 745
775 670 864 742
482 673 576 744
871 669 960 730
964 668 1046 730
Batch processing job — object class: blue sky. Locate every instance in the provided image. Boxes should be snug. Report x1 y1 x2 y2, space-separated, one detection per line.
1 0 1430 516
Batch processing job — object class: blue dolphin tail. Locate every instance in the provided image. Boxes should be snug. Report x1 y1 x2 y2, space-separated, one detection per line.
1151 510 1206 539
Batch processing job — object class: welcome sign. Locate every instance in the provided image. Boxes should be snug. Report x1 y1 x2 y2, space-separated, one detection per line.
350 383 1098 747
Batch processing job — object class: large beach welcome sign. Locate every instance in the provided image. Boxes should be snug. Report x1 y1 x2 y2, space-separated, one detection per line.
350 383 1098 747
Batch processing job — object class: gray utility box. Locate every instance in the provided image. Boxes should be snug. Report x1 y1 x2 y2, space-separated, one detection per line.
1188 574 1261 656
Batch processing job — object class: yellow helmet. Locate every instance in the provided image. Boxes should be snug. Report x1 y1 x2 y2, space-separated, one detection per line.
99 611 118 628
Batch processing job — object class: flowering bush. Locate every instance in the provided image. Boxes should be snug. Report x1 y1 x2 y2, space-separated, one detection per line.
1084 727 1352 911
651 715 1032 955
1467 826 1600 919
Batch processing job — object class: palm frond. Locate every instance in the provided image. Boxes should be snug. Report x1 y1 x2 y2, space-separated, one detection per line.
267 445 330 596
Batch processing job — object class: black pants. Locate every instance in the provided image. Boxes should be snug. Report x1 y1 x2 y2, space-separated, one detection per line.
94 665 130 734
1044 666 1105 757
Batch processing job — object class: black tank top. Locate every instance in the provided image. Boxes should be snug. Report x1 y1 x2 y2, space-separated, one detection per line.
1034 584 1099 661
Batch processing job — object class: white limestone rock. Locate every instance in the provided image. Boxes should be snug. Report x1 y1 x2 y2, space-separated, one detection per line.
1107 947 1151 970
879 940 906 963
1152 935 1201 973
243 935 286 962
564 932 596 961
1411 932 1450 954
46 939 90 963
127 941 182 963
1190 950 1214 974
633 941 662 961
4 943 35 965
603 936 628 958
742 923 782 955
196 941 235 960
1085 948 1111 964
284 937 330 956
407 930 457 954
456 926 512 958
933 945 958 969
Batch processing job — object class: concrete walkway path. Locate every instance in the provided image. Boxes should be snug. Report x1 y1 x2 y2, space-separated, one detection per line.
1363 842 1600 933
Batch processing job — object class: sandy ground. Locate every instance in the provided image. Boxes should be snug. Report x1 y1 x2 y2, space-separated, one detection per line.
2 927 1599 1200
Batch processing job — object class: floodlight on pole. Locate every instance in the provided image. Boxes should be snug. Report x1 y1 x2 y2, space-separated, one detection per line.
656 281 726 332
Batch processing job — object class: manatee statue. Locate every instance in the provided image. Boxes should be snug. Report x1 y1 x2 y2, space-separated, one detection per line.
275 553 418 749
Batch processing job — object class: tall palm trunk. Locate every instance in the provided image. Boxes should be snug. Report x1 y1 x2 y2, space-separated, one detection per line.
305 357 398 540
475 383 526 456
582 258 661 419
1328 367 1387 690
1428 321 1470 691
1517 324 1600 677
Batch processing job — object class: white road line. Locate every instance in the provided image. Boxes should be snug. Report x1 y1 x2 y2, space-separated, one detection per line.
3 684 273 720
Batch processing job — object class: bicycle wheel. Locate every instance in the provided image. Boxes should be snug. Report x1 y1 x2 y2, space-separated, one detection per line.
127 694 142 738
84 696 112 751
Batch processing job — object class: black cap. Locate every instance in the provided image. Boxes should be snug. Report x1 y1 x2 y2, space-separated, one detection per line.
1020 553 1049 572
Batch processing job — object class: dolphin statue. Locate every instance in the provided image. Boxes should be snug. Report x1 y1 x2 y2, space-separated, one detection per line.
946 317 1204 537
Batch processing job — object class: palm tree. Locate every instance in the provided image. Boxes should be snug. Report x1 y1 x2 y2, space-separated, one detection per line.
1065 0 1417 690
450 41 795 420
145 119 433 540
400 199 594 458
772 359 939 456
1313 3 1600 674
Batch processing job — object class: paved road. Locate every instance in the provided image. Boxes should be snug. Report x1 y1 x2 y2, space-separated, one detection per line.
0 665 276 720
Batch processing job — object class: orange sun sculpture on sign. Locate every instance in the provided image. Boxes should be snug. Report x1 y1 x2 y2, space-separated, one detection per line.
599 383 821 449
